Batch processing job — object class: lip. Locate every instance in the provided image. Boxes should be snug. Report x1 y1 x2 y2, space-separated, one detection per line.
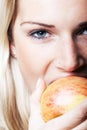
48 73 87 86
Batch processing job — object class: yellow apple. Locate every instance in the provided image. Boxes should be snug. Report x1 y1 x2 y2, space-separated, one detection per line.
40 76 87 122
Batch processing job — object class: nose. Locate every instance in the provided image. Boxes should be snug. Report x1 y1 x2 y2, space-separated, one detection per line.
56 35 84 72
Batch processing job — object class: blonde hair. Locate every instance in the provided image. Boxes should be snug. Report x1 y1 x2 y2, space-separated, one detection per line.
0 0 30 129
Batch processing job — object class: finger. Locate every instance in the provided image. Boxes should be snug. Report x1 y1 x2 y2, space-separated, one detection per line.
62 99 87 128
44 99 87 130
29 78 46 130
72 120 87 130
30 78 46 116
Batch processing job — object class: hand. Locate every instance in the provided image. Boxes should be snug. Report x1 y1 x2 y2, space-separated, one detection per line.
28 78 87 130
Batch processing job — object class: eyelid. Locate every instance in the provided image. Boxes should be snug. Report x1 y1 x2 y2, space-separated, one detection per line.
29 28 51 35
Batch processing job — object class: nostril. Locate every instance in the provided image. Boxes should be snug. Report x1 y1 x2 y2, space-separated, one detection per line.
56 56 85 72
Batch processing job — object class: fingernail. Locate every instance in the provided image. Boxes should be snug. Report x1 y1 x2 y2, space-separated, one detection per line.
36 78 46 91
36 78 43 88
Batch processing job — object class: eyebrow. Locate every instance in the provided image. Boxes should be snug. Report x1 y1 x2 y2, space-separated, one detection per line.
20 21 55 28
20 21 87 29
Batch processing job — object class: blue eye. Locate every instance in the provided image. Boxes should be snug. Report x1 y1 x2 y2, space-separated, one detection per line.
29 29 50 39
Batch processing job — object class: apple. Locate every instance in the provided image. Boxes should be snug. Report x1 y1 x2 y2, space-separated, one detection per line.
40 76 87 122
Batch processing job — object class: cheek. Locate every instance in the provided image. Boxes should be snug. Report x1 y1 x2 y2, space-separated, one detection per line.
15 42 53 89
17 47 46 75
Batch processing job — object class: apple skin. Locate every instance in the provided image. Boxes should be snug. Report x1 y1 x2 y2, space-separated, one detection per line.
40 76 87 122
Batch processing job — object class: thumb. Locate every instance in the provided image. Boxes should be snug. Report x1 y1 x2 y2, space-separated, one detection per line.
29 78 46 129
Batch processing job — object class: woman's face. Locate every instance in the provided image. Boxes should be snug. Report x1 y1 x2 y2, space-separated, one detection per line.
12 0 87 92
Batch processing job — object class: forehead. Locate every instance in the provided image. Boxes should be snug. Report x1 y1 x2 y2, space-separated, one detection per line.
18 0 87 10
18 0 87 15
17 0 87 25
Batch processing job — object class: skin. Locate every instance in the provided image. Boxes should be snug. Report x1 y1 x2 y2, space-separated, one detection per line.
11 0 87 129
12 0 87 92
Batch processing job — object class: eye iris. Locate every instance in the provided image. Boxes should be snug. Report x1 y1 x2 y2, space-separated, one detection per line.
37 31 46 36
35 30 47 38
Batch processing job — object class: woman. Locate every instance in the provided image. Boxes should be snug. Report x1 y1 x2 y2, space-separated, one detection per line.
0 0 87 129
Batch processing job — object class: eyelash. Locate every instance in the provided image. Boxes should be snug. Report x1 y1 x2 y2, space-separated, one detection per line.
27 29 51 40
75 26 87 36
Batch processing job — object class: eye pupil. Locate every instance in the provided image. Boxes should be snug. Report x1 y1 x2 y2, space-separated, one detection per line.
33 30 49 39
37 31 46 36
